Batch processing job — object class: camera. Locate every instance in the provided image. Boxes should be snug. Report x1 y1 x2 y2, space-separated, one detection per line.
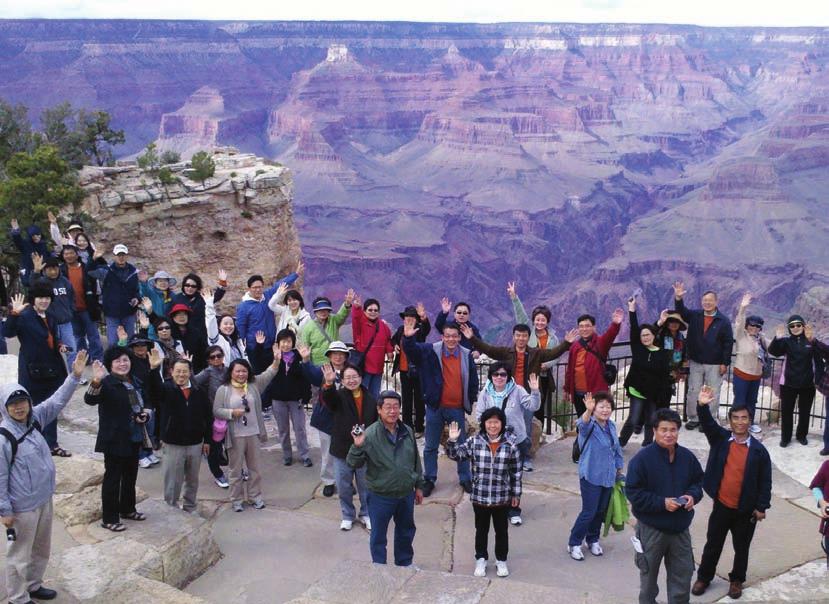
673 496 689 506
351 424 364 437
6 527 16 542
825 506 829 515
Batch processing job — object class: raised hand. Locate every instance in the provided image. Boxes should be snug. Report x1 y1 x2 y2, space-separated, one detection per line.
458 323 473 339
296 260 304 275
740 292 752 308
564 327 579 343
93 248 105 260
345 288 355 305
31 252 44 273
141 297 153 313
506 281 517 300
440 297 451 314
180 351 193 362
10 218 19 230
47 210 57 223
672 281 686 300
275 282 288 301
352 294 362 308
805 324 815 342
659 309 669 325
612 308 624 325
272 344 282 364
775 324 786 339
448 420 461 441
403 323 418 338
584 392 596 415
416 301 427 319
697 385 714 406
217 268 227 283
255 331 266 345
71 350 89 378
10 293 28 314
116 325 128 343
528 373 539 391
138 313 150 330
91 360 107 382
321 363 336 385
627 297 636 312
297 343 311 360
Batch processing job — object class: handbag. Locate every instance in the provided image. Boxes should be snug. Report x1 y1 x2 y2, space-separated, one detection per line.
349 320 379 371
310 387 334 435
572 422 596 463
584 345 618 385
212 418 229 442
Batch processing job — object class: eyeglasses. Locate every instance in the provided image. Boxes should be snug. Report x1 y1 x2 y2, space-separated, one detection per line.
491 371 509 378
157 326 171 331
209 353 224 360
241 396 250 426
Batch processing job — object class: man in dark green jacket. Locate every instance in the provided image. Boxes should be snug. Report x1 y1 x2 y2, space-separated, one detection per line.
347 390 424 566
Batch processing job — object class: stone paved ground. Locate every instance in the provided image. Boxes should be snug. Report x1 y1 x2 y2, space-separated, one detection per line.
0 354 827 603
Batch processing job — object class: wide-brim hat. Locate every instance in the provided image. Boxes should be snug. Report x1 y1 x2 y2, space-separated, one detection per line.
67 223 84 233
663 312 688 331
399 305 419 319
325 341 350 356
149 270 178 287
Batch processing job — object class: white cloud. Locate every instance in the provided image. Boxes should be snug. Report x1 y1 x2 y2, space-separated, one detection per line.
1 0 827 27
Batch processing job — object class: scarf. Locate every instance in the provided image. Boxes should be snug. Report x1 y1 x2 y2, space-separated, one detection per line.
114 373 146 443
282 350 295 366
485 379 516 409
231 379 248 393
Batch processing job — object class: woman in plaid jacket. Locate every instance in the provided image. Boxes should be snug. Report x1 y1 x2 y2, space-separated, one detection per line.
446 407 522 578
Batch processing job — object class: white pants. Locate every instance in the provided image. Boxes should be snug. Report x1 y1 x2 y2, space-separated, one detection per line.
6 500 53 604
319 431 335 486
686 361 723 421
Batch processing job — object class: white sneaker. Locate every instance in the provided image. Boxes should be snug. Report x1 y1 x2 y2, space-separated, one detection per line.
495 560 509 577
749 424 762 434
138 457 152 469
359 516 371 531
148 453 161 465
473 558 487 577
340 519 353 531
568 545 584 561
509 515 523 526
589 542 603 556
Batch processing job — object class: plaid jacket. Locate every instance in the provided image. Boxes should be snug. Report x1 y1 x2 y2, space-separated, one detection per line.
446 432 522 506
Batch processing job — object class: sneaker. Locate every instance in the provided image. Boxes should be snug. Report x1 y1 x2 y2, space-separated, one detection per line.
138 457 152 469
232 501 244 512
340 519 353 531
589 542 603 556
242 469 249 481
749 424 762 434
322 484 336 497
252 499 266 510
214 474 229 488
422 480 435 497
685 419 700 430
522 459 534 472
283 457 293 466
359 515 371 531
473 558 487 577
302 458 313 467
509 515 523 526
495 560 509 577
568 545 584 561
148 453 161 465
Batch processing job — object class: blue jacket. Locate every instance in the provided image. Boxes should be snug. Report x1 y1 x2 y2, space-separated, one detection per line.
625 442 704 534
235 272 299 348
401 337 478 413
675 298 734 365
89 259 140 319
4 308 68 403
36 274 75 325
698 403 772 513
10 226 49 286
576 416 624 488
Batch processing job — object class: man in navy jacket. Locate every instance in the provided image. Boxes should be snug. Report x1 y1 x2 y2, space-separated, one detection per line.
402 321 477 497
673 281 734 430
626 408 704 604
691 386 771 600
89 244 140 347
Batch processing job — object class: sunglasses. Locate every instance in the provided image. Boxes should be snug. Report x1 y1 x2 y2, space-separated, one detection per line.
455 310 469 315
789 322 804 328
157 326 171 331
208 353 224 360
491 371 509 377
240 396 250 426
183 283 197 289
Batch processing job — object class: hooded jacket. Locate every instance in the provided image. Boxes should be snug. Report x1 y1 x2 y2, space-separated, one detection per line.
235 272 299 349
475 381 540 443
0 374 79 516
10 226 49 286
89 259 140 318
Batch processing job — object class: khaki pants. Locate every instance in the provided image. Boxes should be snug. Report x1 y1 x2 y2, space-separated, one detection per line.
163 443 202 512
685 361 723 422
6 500 53 604
229 434 263 503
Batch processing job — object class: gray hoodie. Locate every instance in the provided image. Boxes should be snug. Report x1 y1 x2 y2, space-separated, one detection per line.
0 374 79 516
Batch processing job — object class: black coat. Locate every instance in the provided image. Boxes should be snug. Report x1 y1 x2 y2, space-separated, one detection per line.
4 308 68 403
84 374 147 456
147 372 212 446
171 288 225 345
391 318 431 375
624 310 674 406
768 334 824 389
322 385 377 459
675 298 734 365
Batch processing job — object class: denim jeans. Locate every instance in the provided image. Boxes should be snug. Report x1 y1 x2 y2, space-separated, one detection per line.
568 477 612 546
105 314 136 348
424 405 471 484
333 456 368 521
71 310 104 362
732 375 761 422
367 490 416 565
361 373 383 400
55 321 75 360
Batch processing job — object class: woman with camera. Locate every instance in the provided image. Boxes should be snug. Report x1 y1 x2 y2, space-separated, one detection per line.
85 346 154 532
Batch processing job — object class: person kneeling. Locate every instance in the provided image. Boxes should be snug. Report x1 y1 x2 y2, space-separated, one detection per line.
446 408 521 578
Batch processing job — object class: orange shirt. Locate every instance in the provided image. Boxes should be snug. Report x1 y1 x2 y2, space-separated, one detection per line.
66 264 86 311
353 388 364 421
399 348 409 372
440 351 463 408
537 332 549 350
718 440 750 509
574 349 588 392
514 350 526 387
181 386 191 400
703 315 715 334
488 440 500 455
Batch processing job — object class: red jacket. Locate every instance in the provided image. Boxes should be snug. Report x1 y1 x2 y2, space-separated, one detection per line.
563 322 621 395
352 305 394 375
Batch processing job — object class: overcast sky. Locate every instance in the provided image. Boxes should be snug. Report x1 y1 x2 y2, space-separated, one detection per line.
1 0 827 28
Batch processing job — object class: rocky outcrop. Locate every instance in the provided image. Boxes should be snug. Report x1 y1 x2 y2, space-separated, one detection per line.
75 148 302 308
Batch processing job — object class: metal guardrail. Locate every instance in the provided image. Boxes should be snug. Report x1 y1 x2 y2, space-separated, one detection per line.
377 342 827 435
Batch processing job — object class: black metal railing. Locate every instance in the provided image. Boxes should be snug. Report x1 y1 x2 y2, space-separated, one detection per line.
378 342 827 435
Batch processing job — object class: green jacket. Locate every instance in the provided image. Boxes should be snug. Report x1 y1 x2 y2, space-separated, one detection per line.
347 420 425 498
512 295 559 349
299 303 350 365
603 479 631 537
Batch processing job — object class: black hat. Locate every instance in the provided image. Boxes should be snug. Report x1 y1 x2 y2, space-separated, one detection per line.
399 306 418 319
787 314 805 326
745 315 764 328
127 334 153 348
43 256 61 268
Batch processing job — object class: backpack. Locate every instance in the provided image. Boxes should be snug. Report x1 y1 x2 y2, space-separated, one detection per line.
0 420 43 466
